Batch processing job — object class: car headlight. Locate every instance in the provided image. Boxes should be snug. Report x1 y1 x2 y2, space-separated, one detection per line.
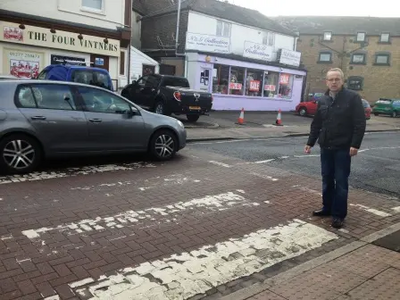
177 120 184 128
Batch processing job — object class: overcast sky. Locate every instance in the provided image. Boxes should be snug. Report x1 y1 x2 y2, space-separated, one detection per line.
227 0 399 17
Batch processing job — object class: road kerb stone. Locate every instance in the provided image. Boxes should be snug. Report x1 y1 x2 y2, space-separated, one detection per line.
219 221 400 300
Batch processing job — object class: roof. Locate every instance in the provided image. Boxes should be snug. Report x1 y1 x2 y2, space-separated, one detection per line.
141 0 297 37
132 0 173 15
272 16 400 36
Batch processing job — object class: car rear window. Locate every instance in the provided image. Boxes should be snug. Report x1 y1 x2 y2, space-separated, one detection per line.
162 77 190 88
71 70 111 90
375 99 392 104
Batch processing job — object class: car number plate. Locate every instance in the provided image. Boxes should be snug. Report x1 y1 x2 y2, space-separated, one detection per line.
189 106 201 110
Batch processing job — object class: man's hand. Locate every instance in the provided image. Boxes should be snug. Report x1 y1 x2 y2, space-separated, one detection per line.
304 145 312 154
350 147 358 157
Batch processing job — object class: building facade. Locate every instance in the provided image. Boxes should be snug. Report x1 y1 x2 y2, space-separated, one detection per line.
274 16 400 103
138 0 306 111
0 0 131 90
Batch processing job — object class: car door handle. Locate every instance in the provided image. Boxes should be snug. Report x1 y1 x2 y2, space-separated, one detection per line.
89 118 102 123
31 116 46 120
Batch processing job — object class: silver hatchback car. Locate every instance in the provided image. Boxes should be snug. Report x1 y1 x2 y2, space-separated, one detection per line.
0 80 187 174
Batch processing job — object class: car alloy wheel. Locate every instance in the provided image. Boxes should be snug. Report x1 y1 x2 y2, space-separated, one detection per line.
299 108 307 116
0 135 41 174
392 111 397 118
149 130 177 161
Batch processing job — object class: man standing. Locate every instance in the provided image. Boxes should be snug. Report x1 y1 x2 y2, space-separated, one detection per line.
304 68 366 229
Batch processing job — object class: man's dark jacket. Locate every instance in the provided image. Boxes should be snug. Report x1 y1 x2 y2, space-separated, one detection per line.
307 88 366 149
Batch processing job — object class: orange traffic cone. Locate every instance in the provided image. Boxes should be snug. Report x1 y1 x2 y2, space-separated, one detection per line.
236 107 246 125
274 109 283 126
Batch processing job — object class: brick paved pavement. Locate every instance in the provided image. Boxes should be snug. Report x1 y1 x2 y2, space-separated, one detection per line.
0 147 399 299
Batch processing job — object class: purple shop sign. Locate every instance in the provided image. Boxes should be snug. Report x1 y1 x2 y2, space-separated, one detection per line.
243 41 273 61
186 32 230 53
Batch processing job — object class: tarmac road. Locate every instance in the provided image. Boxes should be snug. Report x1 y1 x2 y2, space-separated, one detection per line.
189 131 400 198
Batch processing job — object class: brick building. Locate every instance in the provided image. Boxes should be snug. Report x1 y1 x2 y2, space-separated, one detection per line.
274 16 400 103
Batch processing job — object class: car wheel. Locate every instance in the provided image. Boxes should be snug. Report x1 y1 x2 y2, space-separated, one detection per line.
149 130 177 161
299 107 307 116
0 134 42 174
391 111 397 118
186 115 200 122
374 113 379 116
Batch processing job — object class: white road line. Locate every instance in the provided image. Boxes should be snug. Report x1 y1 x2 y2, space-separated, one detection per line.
0 162 156 184
69 219 337 300
350 204 392 217
392 206 400 213
208 161 231 168
292 185 322 197
250 172 279 182
21 192 259 240
254 159 275 164
293 154 320 158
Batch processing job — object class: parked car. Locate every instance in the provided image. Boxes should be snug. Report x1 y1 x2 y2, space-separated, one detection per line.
36 65 114 91
0 74 19 80
372 98 400 117
121 74 213 122
295 97 372 119
0 80 186 174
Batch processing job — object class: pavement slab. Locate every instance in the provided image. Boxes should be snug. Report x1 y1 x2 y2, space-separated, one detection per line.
0 147 399 299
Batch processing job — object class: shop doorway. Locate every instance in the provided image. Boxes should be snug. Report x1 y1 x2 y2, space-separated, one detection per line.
90 54 109 71
199 67 211 92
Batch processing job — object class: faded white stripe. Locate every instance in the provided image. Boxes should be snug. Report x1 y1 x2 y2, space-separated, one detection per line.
208 161 231 168
22 192 259 239
69 219 337 300
350 204 392 217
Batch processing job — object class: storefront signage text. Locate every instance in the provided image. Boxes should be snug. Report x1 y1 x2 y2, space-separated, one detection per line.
1 21 120 57
186 32 230 54
229 83 242 90
249 80 260 92
279 49 301 67
243 41 273 61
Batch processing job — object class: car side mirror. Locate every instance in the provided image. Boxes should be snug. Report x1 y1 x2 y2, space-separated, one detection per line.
127 105 139 116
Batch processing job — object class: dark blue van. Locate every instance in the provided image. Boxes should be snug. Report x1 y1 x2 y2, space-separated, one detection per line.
36 65 113 91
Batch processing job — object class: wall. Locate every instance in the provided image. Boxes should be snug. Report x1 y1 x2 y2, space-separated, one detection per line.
129 47 160 81
131 11 142 49
298 34 400 102
1 0 125 30
187 12 295 60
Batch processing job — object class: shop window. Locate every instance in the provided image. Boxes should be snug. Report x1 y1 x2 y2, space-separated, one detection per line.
245 69 263 97
347 76 363 91
263 71 279 98
216 20 231 37
278 73 294 99
212 64 230 94
82 0 103 11
229 67 244 95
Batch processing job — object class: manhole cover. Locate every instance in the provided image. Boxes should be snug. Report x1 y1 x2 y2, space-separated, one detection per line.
372 230 400 252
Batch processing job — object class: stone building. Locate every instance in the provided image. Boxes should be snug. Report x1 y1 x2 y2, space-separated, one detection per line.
274 16 400 103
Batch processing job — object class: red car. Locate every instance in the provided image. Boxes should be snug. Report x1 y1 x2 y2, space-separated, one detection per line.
295 98 371 119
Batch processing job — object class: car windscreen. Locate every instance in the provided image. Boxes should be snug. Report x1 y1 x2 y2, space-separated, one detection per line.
162 77 190 88
71 70 111 90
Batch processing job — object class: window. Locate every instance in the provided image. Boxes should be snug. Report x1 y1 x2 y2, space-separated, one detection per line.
137 76 148 87
318 52 332 63
119 51 125 76
17 84 76 110
216 20 231 37
380 33 390 43
351 53 366 64
262 32 275 46
263 71 279 98
347 76 363 91
161 76 189 88
245 69 263 97
78 87 130 114
356 32 366 42
323 31 332 41
375 53 390 65
229 67 244 95
71 69 111 90
212 64 230 94
37 70 47 80
278 73 294 99
82 0 103 11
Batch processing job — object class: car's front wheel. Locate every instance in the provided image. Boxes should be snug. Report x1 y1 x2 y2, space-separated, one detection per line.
298 107 307 116
149 130 178 161
391 111 398 118
0 134 42 174
186 115 200 122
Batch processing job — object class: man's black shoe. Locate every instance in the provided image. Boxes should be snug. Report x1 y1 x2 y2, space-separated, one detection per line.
312 209 331 217
331 218 344 229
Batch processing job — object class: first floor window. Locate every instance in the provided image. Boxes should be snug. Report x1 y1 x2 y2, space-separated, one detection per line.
212 64 230 94
82 0 103 11
356 32 366 42
380 33 390 43
319 52 332 62
323 31 332 41
229 67 245 95
278 73 294 98
216 20 231 37
375 54 390 65
245 69 263 97
351 53 365 64
263 71 279 98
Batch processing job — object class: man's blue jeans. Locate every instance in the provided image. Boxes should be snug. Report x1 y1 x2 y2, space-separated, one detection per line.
320 148 351 219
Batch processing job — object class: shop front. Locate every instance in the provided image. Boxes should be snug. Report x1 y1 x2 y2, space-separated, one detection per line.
185 52 306 111
0 21 121 89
